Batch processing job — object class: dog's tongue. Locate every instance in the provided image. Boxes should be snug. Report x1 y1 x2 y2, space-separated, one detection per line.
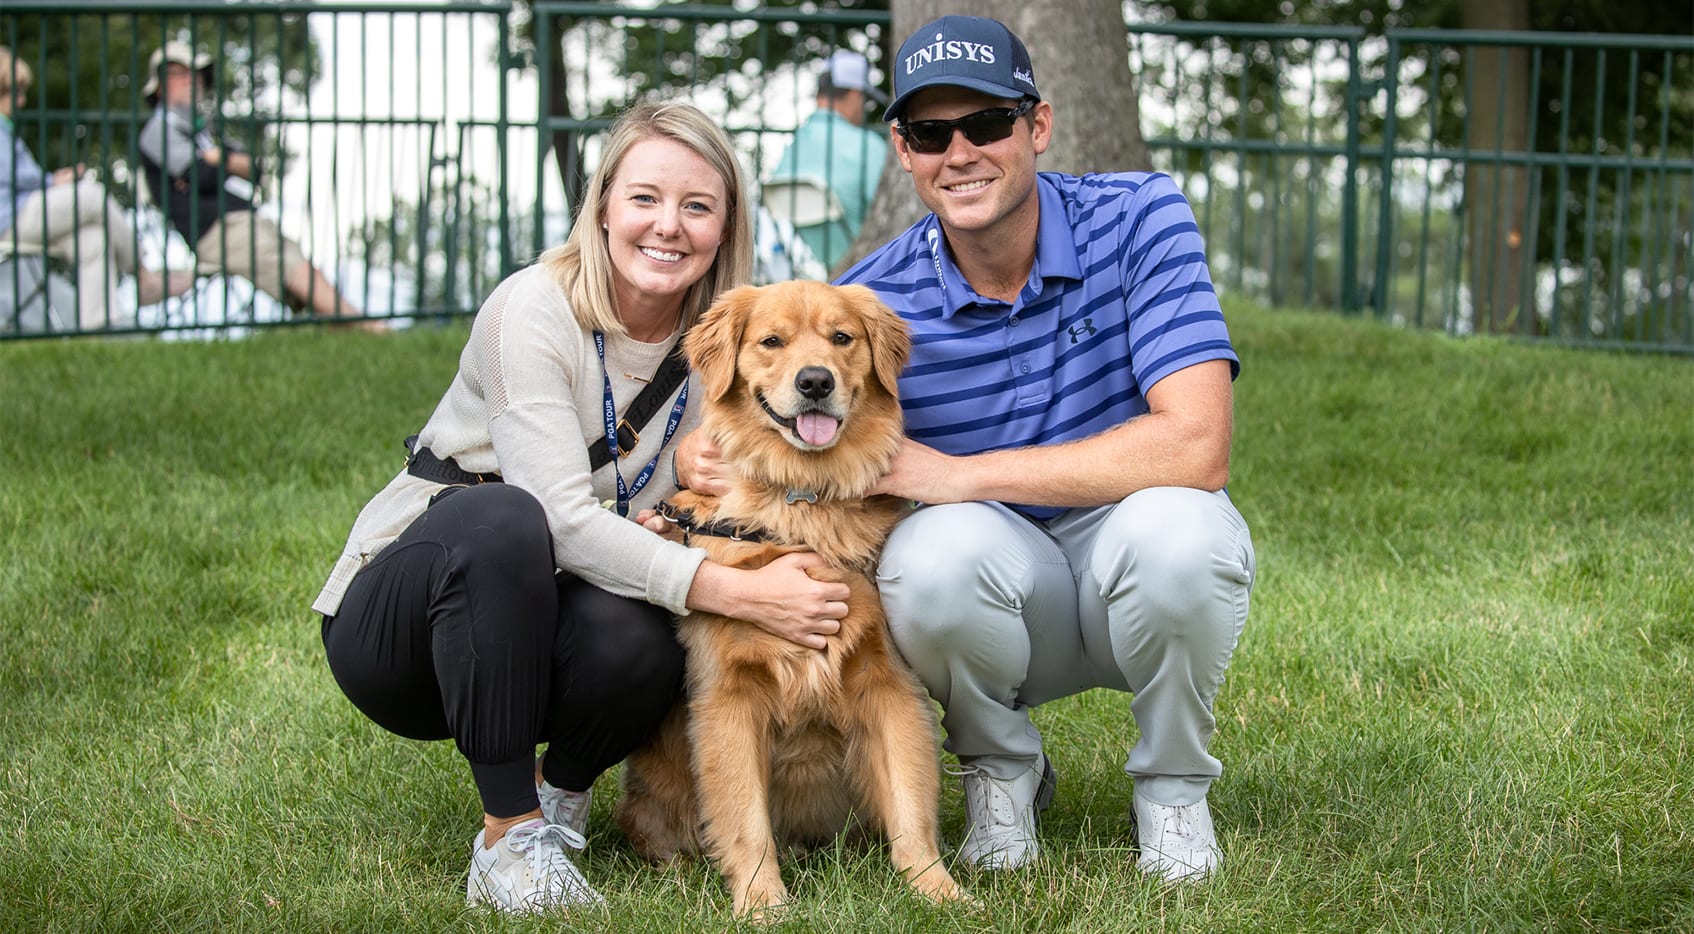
795 412 840 446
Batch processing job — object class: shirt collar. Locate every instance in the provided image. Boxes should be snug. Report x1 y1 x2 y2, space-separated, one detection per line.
927 174 1083 319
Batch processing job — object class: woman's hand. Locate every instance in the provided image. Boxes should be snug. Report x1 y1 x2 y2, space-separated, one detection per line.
672 430 736 496
686 552 851 650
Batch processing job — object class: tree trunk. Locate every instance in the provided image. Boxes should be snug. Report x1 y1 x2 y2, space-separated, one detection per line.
543 16 588 212
843 0 1152 273
1462 0 1533 335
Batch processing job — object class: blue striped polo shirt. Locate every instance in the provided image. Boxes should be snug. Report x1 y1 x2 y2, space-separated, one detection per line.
836 171 1238 519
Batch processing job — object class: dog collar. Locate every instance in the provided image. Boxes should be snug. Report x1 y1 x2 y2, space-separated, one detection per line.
657 500 774 545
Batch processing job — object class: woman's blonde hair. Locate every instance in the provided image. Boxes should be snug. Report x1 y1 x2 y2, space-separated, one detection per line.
0 46 34 100
541 100 753 336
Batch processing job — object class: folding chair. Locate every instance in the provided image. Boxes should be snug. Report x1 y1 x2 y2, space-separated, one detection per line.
0 238 74 335
761 176 846 229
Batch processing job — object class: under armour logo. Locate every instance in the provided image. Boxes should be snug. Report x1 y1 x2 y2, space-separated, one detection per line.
1068 319 1097 343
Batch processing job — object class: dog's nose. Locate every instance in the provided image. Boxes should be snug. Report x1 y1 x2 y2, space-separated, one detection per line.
794 366 835 401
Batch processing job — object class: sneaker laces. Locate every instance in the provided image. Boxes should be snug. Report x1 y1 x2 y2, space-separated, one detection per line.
947 763 1017 828
1139 799 1216 876
1152 803 1203 847
538 782 591 835
506 822 591 899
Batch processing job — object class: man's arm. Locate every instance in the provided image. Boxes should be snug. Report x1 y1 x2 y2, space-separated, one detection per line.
200 146 255 180
871 358 1235 508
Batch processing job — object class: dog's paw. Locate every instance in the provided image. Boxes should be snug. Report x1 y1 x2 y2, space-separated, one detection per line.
908 863 970 905
731 882 791 924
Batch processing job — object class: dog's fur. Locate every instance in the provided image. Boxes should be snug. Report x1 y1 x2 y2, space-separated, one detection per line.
614 281 964 918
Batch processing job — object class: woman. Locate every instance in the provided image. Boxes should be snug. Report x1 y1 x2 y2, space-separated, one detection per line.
0 45 192 331
312 102 852 914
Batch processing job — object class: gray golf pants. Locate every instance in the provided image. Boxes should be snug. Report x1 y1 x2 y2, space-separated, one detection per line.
876 487 1255 807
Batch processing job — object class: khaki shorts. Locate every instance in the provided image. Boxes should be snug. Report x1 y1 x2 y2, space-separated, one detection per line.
193 212 306 302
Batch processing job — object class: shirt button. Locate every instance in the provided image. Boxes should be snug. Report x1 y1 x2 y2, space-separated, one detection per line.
1008 316 1020 327
1020 362 1031 374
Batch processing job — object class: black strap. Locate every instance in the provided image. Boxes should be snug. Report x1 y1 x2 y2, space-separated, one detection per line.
402 349 687 484
404 435 502 486
656 499 774 545
587 350 689 471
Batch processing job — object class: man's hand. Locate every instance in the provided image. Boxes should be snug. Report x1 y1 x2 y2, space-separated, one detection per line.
868 438 966 504
201 147 255 180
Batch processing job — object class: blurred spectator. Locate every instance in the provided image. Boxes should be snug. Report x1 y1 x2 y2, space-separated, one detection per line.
765 49 889 272
1 44 192 330
137 41 363 321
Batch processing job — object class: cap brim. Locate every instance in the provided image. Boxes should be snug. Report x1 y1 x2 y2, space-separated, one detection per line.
863 86 889 106
885 77 1029 122
143 54 214 99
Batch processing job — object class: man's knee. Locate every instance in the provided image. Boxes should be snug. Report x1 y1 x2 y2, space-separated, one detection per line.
878 503 1032 649
887 508 1002 623
1097 488 1254 628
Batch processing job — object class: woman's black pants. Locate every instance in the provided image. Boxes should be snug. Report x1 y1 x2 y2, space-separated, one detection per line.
321 483 685 818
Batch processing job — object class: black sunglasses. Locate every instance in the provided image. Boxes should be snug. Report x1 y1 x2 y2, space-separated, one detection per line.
897 99 1035 154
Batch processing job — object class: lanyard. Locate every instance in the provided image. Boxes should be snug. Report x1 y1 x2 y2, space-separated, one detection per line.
593 330 688 517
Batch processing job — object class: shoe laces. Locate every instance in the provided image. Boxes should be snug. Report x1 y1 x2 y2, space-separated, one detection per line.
1145 801 1206 850
506 821 589 888
948 763 1017 828
539 783 591 835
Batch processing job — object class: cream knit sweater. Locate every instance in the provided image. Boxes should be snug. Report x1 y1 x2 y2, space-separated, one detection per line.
312 263 707 618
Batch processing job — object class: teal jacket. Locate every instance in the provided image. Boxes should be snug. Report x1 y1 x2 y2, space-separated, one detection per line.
766 109 888 270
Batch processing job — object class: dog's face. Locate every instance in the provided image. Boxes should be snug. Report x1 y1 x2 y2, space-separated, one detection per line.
687 281 909 454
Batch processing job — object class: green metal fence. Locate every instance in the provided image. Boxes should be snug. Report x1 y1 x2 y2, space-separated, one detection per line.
3 3 1690 353
1132 22 1694 351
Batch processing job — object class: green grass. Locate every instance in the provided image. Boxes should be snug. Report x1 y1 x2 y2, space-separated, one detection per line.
2 305 1690 932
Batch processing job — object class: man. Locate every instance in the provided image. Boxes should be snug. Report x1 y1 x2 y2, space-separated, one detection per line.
137 42 361 321
1 44 193 331
765 49 889 272
834 16 1257 882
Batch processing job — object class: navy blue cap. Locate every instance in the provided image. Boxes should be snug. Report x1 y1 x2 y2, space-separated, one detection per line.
885 16 1039 123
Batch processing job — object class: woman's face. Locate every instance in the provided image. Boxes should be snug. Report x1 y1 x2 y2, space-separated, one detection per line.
602 136 729 320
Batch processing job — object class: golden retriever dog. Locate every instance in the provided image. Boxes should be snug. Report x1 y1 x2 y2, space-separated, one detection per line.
614 281 965 919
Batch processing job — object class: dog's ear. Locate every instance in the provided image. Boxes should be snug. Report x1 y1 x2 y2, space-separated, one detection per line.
685 285 756 401
841 285 910 398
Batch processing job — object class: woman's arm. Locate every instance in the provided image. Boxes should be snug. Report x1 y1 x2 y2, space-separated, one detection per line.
687 554 850 650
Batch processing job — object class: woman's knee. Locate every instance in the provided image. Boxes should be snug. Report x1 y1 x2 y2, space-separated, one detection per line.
566 586 685 695
602 613 686 694
428 483 551 566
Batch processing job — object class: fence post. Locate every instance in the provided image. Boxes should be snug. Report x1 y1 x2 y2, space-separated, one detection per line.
1374 35 1402 319
497 10 513 280
1341 33 1362 314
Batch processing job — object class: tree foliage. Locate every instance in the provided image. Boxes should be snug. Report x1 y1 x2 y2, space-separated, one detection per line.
510 0 892 208
1145 0 1693 333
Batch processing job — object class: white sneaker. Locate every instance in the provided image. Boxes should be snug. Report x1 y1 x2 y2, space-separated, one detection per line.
537 779 591 839
954 755 1057 870
1133 791 1221 882
466 818 604 913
